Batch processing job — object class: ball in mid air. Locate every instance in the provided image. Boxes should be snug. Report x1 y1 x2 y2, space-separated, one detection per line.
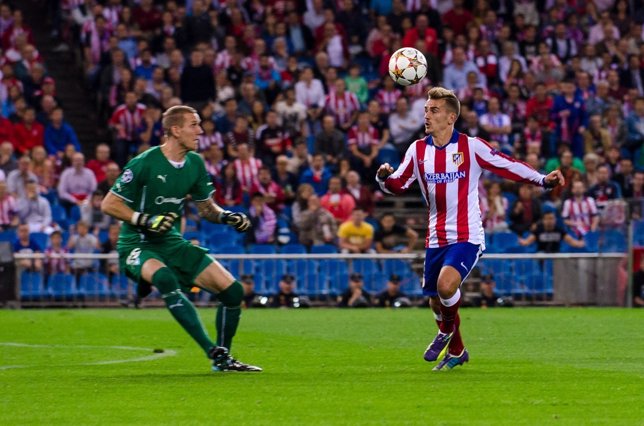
388 47 428 86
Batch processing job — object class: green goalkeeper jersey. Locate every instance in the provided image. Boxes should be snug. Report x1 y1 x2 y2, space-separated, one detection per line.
110 146 214 245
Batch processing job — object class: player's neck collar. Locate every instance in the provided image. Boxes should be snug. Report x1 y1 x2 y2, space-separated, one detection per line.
426 129 459 150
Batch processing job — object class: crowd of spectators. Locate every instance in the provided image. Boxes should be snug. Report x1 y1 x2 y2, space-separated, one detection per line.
1 0 644 276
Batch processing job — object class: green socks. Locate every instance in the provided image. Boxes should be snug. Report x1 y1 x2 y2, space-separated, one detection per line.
216 281 244 351
152 268 215 355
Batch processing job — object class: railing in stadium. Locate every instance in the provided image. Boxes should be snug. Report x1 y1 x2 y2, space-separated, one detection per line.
10 251 628 307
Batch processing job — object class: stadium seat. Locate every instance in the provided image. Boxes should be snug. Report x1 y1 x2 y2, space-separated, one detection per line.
634 220 644 246
110 274 131 297
302 272 327 296
364 272 387 293
319 259 348 277
98 229 109 244
184 231 205 245
78 273 110 300
30 232 49 250
400 274 423 296
288 259 317 277
0 230 16 242
583 231 599 252
258 260 287 292
252 273 268 294
331 272 349 296
20 271 45 300
207 232 243 252
493 232 520 253
215 245 245 255
280 243 307 254
602 230 627 252
201 221 232 235
351 259 379 276
382 259 413 278
228 259 254 277
51 204 68 229
310 244 338 254
47 273 77 300
249 244 277 254
69 205 82 225
376 146 400 169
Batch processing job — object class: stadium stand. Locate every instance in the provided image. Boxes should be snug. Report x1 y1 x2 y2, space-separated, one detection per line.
2 1 642 306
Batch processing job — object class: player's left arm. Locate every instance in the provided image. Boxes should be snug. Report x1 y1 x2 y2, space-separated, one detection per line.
473 138 565 188
195 198 250 232
190 154 250 232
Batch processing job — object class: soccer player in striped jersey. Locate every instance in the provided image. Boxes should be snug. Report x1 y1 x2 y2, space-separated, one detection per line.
376 87 564 370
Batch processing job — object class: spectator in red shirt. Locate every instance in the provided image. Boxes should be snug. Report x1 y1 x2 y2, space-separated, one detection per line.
13 107 43 155
0 113 15 146
85 143 112 184
321 176 355 224
132 0 162 34
525 82 554 132
402 15 438 57
442 0 474 36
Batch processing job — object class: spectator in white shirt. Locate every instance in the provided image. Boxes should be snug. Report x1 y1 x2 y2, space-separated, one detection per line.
498 41 527 84
16 179 54 234
7 155 37 199
443 47 486 91
57 153 97 215
479 97 513 152
388 97 423 157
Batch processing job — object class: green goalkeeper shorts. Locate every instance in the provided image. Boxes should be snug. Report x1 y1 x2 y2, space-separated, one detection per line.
118 234 214 292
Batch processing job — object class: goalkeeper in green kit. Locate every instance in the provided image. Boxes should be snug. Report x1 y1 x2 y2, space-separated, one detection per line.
101 105 261 372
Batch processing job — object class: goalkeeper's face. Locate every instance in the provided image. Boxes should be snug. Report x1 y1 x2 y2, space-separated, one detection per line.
177 112 203 152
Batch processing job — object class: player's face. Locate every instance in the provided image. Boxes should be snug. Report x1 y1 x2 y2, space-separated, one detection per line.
177 112 203 152
424 98 455 135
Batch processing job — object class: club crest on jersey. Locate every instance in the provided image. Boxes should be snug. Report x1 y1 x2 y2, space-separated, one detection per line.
452 152 464 167
121 169 133 183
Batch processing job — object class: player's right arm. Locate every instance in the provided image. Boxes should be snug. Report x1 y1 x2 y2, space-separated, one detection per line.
375 141 418 195
101 192 178 234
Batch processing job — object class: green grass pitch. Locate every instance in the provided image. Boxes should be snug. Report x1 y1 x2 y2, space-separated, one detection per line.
1 308 642 425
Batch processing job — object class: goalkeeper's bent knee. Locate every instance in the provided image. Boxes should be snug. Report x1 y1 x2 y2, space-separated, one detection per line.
152 267 180 295
217 280 243 307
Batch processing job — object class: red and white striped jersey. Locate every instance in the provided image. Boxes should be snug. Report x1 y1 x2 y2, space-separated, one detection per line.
198 132 224 152
323 90 360 128
109 104 147 141
378 131 546 248
233 157 262 192
347 125 379 150
374 88 402 114
0 194 16 226
562 196 598 236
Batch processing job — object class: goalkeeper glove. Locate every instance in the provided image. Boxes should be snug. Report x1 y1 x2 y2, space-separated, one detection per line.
219 210 251 233
131 212 179 235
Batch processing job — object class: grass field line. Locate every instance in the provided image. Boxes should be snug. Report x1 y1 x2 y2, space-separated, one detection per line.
0 342 177 370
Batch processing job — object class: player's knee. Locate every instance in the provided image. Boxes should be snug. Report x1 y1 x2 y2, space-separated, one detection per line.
218 280 243 307
437 278 458 298
151 267 180 295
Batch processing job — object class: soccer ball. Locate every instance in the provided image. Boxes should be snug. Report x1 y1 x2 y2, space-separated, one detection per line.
388 47 428 86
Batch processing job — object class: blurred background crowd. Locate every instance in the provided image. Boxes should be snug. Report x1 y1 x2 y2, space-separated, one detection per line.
0 0 643 274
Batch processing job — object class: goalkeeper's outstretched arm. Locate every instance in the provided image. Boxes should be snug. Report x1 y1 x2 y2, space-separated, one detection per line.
196 199 251 233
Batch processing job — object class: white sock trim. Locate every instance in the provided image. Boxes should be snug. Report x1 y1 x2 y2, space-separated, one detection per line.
440 288 461 307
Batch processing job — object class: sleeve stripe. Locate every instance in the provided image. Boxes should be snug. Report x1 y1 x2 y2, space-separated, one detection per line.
193 189 215 202
109 190 134 204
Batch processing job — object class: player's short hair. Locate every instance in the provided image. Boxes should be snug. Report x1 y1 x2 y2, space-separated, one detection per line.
162 105 197 136
427 87 461 118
